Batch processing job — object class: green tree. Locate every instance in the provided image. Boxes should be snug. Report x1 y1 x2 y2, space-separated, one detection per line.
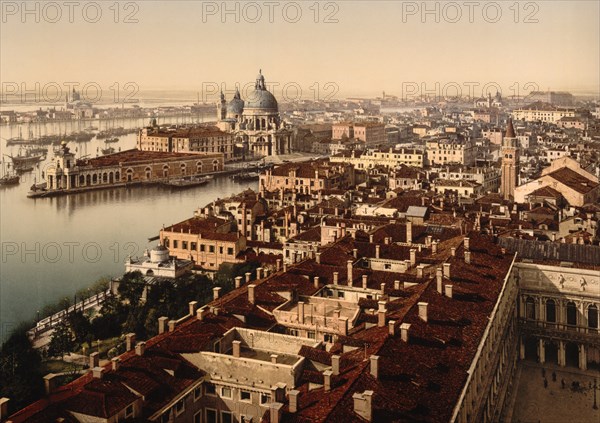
47 320 75 359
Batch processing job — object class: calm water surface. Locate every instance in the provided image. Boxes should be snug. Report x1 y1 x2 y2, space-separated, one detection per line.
0 118 254 341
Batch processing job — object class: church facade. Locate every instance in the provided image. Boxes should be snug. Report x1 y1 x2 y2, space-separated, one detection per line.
216 70 292 157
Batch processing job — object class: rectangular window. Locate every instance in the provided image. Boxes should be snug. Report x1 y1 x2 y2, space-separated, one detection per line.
260 393 271 405
307 331 316 339
219 246 224 254
182 241 188 250
200 244 205 252
173 240 179 249
194 411 201 423
337 291 345 299
204 384 216 396
240 390 251 402
194 385 202 401
205 409 217 423
191 242 197 251
221 411 233 423
175 399 185 416
209 245 215 253
227 247 234 255
125 404 134 418
221 386 232 399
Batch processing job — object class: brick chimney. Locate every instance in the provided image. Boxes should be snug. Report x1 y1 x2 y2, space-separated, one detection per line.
111 357 120 371
464 250 471 264
245 272 251 283
256 267 263 279
388 320 397 336
135 341 146 356
378 310 386 327
89 352 99 369
125 333 136 351
445 285 453 298
316 252 321 264
450 247 456 257
380 283 386 294
431 241 438 254
410 248 416 266
235 276 243 288
289 390 300 413
394 280 400 290
418 302 428 322
0 397 9 421
370 355 379 379
323 370 333 391
196 307 208 320
406 220 413 244
347 260 353 286
353 390 373 422
248 284 256 304
314 276 320 289
269 403 284 423
168 320 176 332
44 373 58 395
189 301 198 316
463 237 470 250
333 271 339 285
436 268 443 294
276 258 282 271
400 323 411 342
443 263 451 279
92 367 105 379
331 355 340 375
362 274 368 289
353 248 358 258
271 354 279 364
375 245 380 259
158 316 169 334
213 287 221 300
232 340 241 357
417 264 425 279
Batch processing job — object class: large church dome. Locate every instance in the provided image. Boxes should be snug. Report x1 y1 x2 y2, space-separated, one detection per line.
244 70 278 112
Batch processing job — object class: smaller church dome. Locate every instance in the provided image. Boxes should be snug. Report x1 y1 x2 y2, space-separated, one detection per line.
227 89 245 116
150 245 170 263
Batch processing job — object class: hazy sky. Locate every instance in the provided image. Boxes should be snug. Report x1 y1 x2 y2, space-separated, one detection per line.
1 0 599 100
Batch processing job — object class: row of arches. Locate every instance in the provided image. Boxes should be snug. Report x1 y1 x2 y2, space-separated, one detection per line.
521 336 600 370
523 296 598 329
77 171 121 187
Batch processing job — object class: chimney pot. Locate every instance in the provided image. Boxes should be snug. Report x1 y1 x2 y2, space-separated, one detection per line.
248 284 256 304
213 287 221 300
378 310 386 327
314 276 320 288
333 271 339 285
464 250 471 264
443 263 451 279
235 276 243 288
445 284 453 298
323 370 333 391
92 367 105 379
331 355 340 375
232 340 241 357
168 320 176 332
158 316 169 334
375 245 380 259
464 237 470 250
245 272 252 283
436 268 443 294
400 323 411 342
196 307 208 320
418 302 428 322
135 341 146 356
451 247 456 257
362 274 368 289
316 252 321 264
417 264 425 279
111 357 120 371
289 390 300 413
125 333 136 351
88 351 100 369
388 320 397 336
431 241 438 254
256 267 263 279
188 301 198 316
370 355 380 379
353 248 358 258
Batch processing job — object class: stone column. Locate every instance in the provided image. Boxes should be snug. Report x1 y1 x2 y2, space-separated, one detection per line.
579 344 587 371
538 338 545 364
558 341 566 367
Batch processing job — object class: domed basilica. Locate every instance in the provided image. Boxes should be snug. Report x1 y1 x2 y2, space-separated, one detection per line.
216 70 292 157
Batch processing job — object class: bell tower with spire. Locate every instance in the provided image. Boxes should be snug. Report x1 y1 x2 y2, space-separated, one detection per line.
500 119 519 201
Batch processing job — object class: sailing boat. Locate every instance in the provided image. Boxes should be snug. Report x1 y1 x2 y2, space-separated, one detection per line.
0 160 19 185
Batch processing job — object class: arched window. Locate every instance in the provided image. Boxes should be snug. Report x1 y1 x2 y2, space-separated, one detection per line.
180 163 187 175
163 165 169 178
526 297 535 320
546 299 556 323
145 167 152 180
92 174 98 184
126 168 134 182
102 173 108 183
588 305 598 329
213 160 219 172
566 301 577 326
78 175 85 186
196 162 203 174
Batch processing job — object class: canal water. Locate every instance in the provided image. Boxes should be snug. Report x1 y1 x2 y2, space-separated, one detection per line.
0 116 256 342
